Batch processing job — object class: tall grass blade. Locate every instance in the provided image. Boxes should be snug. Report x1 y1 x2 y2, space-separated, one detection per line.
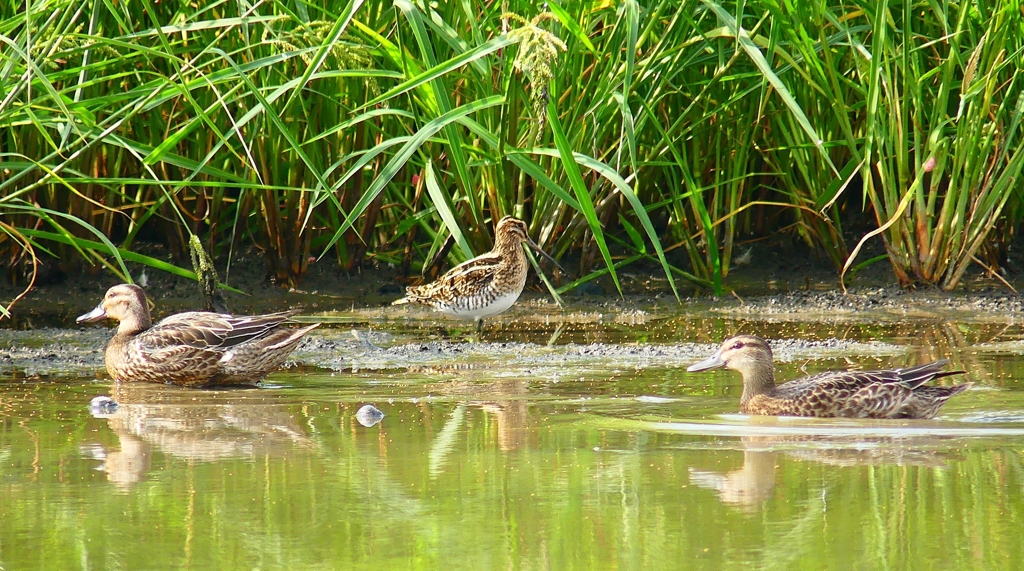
546 96 621 296
423 160 474 259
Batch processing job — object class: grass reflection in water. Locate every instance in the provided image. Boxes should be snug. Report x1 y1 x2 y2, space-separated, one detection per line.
1 316 1023 569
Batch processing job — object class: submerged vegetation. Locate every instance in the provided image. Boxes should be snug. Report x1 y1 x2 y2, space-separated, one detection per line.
1 0 1023 312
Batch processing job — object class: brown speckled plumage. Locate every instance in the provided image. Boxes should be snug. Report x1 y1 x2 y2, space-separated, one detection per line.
392 216 558 324
78 284 319 387
687 335 970 419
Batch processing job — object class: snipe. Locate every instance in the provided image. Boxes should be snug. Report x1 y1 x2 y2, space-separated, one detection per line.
687 334 970 419
78 284 319 388
392 216 561 330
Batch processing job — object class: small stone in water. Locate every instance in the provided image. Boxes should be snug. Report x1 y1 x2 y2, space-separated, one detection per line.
89 396 118 417
356 404 384 427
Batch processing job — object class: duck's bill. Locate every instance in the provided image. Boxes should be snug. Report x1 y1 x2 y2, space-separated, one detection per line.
687 353 725 372
76 305 108 323
525 238 566 274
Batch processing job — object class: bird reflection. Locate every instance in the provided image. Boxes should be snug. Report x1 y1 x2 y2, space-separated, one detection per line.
688 448 777 511
84 383 312 489
689 435 956 512
477 379 532 452
427 379 534 479
423 377 535 453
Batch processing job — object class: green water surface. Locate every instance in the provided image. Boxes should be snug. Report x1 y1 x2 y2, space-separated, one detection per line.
2 313 1024 570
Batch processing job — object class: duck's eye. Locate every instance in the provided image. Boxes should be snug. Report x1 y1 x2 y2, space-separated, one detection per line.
731 341 745 350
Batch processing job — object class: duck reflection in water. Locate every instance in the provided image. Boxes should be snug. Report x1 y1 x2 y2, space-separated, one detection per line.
688 435 956 512
688 446 778 511
83 383 314 489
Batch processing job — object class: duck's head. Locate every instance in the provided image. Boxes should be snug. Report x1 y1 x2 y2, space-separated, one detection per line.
687 335 773 375
494 215 564 273
77 284 152 335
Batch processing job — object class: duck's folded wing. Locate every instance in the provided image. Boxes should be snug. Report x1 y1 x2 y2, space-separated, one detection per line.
130 338 222 365
780 369 902 393
777 371 911 416
839 381 918 417
799 371 949 417
141 311 299 352
789 363 951 392
777 362 964 418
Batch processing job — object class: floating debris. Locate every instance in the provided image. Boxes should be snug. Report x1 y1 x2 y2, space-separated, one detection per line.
636 395 675 404
89 395 118 417
356 404 384 427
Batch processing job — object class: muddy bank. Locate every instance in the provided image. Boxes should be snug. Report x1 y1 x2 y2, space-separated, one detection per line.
295 331 902 373
2 249 1021 379
720 286 1024 320
0 328 111 378
3 242 1023 329
0 323 903 380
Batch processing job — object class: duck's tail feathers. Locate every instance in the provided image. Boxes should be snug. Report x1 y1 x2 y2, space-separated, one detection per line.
899 382 972 419
265 322 319 351
898 359 966 389
908 382 972 408
942 382 972 398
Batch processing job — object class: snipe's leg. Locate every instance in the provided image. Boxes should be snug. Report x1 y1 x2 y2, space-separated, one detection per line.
476 318 484 334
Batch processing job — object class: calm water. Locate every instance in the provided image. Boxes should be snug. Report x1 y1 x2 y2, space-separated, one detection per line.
2 312 1024 570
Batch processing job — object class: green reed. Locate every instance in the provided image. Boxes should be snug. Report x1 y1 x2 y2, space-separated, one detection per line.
842 0 1024 290
1 0 1023 314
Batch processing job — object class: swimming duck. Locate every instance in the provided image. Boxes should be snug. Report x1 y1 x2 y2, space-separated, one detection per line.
77 284 319 387
687 335 969 419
